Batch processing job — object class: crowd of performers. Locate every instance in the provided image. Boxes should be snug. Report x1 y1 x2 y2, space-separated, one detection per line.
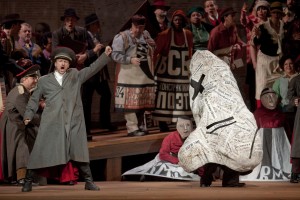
0 0 300 192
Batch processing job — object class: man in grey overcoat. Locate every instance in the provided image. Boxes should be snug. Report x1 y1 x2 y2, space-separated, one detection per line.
0 61 40 184
21 46 112 192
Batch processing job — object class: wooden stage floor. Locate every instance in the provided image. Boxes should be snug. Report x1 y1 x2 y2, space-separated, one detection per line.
1 181 299 200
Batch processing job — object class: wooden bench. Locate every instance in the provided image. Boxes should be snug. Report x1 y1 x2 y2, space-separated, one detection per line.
88 129 169 181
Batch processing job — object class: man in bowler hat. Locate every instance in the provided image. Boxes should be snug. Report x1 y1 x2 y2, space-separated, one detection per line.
83 13 116 131
1 13 25 92
21 45 112 192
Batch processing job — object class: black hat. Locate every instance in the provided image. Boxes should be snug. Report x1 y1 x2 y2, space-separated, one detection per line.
219 7 237 19
51 47 76 66
84 13 99 27
60 8 80 21
16 60 40 79
1 13 24 26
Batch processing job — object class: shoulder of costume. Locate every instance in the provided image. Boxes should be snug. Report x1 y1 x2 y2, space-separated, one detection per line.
17 85 25 94
75 26 86 32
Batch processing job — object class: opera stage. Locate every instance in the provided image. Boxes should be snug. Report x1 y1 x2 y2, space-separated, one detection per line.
1 181 299 200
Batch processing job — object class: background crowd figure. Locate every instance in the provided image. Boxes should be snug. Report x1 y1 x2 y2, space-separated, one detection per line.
0 0 300 192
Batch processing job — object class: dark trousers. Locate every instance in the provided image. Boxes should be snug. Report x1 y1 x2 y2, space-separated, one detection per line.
82 74 112 134
292 158 300 174
201 163 240 186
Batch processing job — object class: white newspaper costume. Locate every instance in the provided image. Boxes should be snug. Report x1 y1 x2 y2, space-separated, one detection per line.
178 50 263 173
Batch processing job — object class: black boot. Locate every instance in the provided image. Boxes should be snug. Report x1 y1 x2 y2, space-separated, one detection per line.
290 173 299 183
77 163 100 190
22 170 35 192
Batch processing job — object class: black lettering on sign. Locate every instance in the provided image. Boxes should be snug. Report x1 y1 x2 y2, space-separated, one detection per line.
156 91 190 110
168 50 189 77
157 51 189 78
116 86 124 98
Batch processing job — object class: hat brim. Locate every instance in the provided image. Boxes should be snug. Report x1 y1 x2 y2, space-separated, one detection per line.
1 19 24 26
16 64 40 79
60 15 80 21
85 19 99 27
51 47 76 67
271 9 283 14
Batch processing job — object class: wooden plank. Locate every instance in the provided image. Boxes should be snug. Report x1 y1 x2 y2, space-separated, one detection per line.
88 131 169 147
2 181 300 199
105 157 122 181
89 134 166 160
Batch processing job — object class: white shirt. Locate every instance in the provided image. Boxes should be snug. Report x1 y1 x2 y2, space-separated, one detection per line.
54 71 64 86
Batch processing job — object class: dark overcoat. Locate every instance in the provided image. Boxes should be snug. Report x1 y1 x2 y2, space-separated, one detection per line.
288 74 300 158
24 53 110 169
0 84 40 178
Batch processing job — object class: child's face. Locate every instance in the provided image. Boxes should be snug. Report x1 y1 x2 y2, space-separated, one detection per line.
177 118 193 139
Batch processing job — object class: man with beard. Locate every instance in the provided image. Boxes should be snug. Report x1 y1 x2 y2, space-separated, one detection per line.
151 0 170 32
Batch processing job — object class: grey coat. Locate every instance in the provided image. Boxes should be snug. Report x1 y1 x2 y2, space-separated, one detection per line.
24 53 110 169
1 85 40 178
288 74 300 158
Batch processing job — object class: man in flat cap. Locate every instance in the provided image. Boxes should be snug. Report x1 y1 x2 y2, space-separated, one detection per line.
21 45 112 192
0 60 40 185
52 8 103 140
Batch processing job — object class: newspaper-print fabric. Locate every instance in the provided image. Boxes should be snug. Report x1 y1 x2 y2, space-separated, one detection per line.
241 127 291 181
122 154 200 181
178 50 263 172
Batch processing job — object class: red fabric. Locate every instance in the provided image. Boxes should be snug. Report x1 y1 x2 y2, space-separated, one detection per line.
240 12 261 63
159 131 183 164
256 100 261 109
207 23 239 52
254 106 286 128
154 28 193 65
37 162 79 183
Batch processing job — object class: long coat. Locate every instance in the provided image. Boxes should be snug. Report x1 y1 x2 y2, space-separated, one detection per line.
1 84 40 179
24 53 111 169
288 74 300 158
